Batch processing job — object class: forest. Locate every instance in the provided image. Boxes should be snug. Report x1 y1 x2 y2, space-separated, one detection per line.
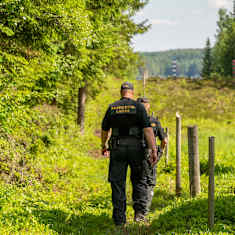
139 49 203 78
0 0 148 132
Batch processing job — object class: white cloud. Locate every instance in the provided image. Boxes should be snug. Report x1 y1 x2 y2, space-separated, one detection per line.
151 19 178 26
208 0 233 9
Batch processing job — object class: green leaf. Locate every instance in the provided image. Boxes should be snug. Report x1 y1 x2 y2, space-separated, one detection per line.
0 24 15 37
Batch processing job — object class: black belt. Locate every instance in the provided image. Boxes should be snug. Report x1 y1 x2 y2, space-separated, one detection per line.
112 127 141 137
118 137 141 146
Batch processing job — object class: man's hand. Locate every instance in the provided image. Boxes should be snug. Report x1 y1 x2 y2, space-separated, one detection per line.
149 149 158 167
102 146 109 157
101 130 110 157
160 137 168 150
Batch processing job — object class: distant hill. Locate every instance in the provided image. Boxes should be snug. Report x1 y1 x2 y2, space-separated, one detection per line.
139 49 204 78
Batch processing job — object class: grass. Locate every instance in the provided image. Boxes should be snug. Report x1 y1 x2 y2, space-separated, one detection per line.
0 77 234 234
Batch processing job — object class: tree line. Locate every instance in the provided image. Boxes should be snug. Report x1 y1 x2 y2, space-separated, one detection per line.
0 0 149 132
139 49 203 78
202 9 235 78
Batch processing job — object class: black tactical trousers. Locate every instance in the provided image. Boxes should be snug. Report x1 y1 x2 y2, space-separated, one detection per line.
108 144 148 225
143 159 157 187
143 157 157 212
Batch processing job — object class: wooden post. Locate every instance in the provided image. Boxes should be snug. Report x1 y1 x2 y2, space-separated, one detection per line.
165 127 169 167
188 126 201 197
143 69 148 97
176 113 181 196
208 136 215 229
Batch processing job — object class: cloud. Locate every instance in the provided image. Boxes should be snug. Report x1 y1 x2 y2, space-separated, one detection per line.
208 0 233 9
151 19 178 26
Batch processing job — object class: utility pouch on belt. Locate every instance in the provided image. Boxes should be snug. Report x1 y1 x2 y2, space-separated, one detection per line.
108 137 119 150
112 127 141 138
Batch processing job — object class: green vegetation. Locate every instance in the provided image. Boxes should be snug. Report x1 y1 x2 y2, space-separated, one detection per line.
201 38 213 78
139 49 203 78
201 9 235 79
0 0 149 131
212 9 235 77
0 77 234 234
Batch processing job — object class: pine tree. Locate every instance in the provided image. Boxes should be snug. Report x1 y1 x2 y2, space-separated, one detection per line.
213 9 235 76
201 38 212 78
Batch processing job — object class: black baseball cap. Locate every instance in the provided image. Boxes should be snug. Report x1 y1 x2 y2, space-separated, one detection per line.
137 97 149 103
120 82 134 90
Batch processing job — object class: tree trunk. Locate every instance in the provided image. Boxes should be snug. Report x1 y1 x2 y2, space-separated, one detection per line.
77 86 87 134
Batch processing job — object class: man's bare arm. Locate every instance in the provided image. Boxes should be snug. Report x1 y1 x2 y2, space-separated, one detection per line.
144 127 158 165
101 130 110 156
101 130 109 148
160 137 168 150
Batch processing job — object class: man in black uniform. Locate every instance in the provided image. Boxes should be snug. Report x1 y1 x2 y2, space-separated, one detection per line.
137 97 167 213
101 82 158 226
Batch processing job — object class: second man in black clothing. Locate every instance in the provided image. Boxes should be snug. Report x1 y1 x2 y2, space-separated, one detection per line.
137 97 167 213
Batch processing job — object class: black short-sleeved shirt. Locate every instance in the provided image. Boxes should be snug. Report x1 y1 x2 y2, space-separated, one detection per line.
102 97 151 134
149 116 165 141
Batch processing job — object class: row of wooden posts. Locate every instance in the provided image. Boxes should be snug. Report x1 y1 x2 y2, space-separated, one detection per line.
164 115 215 229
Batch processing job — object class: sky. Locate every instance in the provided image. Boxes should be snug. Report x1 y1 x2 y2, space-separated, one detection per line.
132 0 234 52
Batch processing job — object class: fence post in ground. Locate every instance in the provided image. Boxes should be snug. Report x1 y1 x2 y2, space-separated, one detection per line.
143 69 148 97
165 127 169 167
176 113 181 196
188 126 201 197
208 136 215 229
